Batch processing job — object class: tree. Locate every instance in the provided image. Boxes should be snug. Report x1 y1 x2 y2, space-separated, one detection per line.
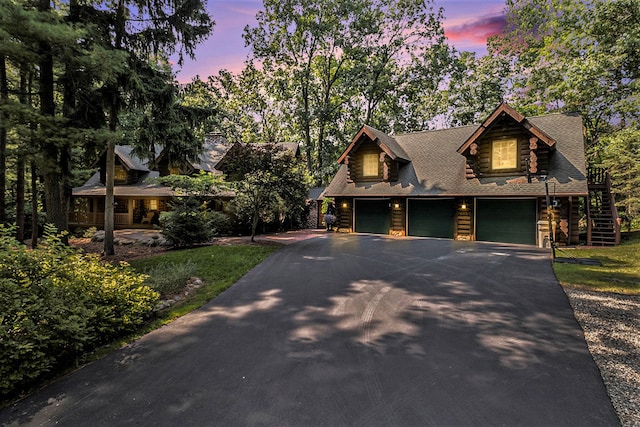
89 0 213 255
349 0 453 133
599 128 640 233
491 0 640 152
244 0 455 184
227 143 311 241
446 50 510 126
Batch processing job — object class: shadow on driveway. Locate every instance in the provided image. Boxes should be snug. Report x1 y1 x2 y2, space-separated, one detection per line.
1 234 618 426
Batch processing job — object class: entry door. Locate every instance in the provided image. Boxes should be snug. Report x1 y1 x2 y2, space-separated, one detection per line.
476 199 537 244
407 199 455 238
355 199 390 234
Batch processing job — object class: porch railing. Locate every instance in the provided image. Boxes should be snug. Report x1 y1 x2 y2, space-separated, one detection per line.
69 212 129 226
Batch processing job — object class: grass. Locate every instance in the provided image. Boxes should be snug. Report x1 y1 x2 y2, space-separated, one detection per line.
0 243 279 408
129 244 280 323
553 230 640 295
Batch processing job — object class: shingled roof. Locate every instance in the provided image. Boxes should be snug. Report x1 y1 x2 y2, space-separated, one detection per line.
337 124 410 163
325 112 587 198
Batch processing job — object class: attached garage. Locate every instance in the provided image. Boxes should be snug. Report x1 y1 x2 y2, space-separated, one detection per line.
476 199 537 245
407 199 455 238
355 199 390 234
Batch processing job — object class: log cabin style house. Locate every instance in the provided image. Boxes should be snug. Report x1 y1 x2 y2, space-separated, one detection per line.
70 133 233 229
70 134 302 230
324 102 620 246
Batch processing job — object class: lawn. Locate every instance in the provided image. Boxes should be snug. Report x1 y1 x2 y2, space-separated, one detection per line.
130 244 280 322
553 231 640 294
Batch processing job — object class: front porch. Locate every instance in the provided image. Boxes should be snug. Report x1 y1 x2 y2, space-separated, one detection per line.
69 196 171 229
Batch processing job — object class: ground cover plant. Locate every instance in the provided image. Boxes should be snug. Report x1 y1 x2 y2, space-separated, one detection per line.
129 244 279 320
553 231 640 294
0 226 158 398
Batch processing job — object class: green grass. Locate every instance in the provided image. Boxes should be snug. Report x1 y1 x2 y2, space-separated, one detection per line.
129 244 280 322
553 231 640 294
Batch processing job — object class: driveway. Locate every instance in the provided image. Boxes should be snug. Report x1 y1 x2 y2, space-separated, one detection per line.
1 234 618 426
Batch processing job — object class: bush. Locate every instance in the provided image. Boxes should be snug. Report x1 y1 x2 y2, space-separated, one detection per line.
141 260 198 296
208 210 233 236
159 197 214 247
0 225 159 397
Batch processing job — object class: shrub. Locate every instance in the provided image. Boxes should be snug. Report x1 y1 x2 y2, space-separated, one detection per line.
207 210 233 236
0 225 159 397
141 260 198 296
159 197 214 247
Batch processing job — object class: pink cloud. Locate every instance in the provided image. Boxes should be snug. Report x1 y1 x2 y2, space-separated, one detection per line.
444 13 506 45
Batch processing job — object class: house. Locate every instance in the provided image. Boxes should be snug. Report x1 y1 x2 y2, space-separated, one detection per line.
70 132 232 229
324 102 620 246
70 134 303 230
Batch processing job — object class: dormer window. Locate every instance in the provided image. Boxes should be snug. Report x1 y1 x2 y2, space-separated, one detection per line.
362 153 378 177
492 139 517 170
114 165 127 182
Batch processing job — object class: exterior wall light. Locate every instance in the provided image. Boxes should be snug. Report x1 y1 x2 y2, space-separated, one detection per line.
394 203 400 209
461 203 467 210
342 202 348 208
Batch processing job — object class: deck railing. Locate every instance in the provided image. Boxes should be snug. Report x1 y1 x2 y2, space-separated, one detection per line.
587 166 607 185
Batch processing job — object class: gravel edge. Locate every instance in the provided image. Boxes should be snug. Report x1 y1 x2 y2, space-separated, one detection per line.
563 287 640 427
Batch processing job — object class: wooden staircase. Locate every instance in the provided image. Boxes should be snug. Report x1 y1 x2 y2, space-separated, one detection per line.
586 167 621 246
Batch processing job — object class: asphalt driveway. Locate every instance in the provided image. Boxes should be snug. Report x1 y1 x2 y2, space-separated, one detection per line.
1 234 618 426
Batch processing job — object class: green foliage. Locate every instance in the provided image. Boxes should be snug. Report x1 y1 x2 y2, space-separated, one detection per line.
155 170 227 198
243 0 455 184
140 260 198 296
156 172 232 246
207 210 233 236
159 197 214 247
599 128 640 230
226 144 311 240
492 0 639 149
0 224 158 397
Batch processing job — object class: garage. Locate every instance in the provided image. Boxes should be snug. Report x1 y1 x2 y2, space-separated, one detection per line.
407 199 455 238
476 199 537 245
355 199 390 234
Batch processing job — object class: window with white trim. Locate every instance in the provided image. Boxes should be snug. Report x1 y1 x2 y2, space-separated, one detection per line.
362 153 379 177
492 139 518 170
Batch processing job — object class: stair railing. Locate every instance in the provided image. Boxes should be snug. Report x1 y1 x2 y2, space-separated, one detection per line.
604 171 621 245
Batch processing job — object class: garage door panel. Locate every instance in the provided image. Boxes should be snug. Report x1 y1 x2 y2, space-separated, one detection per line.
355 200 390 234
476 199 536 245
408 199 455 238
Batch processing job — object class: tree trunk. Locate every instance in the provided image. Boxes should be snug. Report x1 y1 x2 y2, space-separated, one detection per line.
38 0 69 236
104 137 116 255
103 0 126 256
16 158 25 241
0 54 7 224
31 161 38 247
15 68 29 241
251 210 259 242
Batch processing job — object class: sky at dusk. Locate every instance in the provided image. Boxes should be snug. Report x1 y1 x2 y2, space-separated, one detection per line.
173 0 507 83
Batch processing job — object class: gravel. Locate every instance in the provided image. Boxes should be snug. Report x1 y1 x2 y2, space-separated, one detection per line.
563 287 640 427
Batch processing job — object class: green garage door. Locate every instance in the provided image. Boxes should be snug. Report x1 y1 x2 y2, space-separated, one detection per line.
408 199 455 238
355 199 390 234
476 199 537 244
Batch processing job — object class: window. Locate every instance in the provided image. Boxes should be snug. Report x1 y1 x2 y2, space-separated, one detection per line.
362 153 379 177
492 139 518 170
170 166 180 175
114 165 127 182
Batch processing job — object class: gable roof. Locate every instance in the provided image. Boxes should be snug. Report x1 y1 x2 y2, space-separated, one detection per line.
190 133 232 173
325 112 587 198
337 125 410 163
113 146 151 172
457 102 556 154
